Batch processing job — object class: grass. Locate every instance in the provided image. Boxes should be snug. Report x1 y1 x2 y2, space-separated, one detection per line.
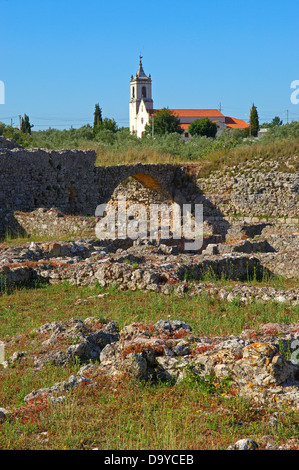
0 373 294 450
0 282 298 338
0 282 298 450
196 138 299 176
0 233 91 246
88 137 299 177
0 283 298 449
4 119 298 176
1 375 298 450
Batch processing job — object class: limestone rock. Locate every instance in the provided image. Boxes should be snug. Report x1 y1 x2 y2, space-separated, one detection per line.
228 438 258 450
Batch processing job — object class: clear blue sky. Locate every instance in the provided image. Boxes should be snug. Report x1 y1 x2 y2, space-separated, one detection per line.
1 0 299 130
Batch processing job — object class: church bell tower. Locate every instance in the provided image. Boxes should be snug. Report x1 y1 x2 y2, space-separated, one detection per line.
129 57 153 135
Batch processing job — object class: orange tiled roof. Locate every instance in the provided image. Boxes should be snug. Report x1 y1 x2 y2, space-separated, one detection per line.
225 116 249 129
148 109 249 130
170 109 224 118
150 109 224 118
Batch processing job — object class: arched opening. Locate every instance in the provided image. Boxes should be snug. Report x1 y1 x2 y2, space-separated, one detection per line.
141 86 146 98
132 87 135 98
107 174 173 210
97 174 179 243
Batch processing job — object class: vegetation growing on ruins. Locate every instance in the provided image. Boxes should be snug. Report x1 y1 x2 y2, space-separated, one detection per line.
0 120 298 174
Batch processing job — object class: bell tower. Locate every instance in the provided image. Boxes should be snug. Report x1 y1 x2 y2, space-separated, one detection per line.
129 57 153 135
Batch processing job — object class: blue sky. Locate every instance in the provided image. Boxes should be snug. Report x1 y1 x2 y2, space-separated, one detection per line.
1 0 299 130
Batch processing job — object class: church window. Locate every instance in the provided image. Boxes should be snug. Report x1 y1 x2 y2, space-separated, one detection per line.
141 118 144 124
142 86 146 98
132 87 135 98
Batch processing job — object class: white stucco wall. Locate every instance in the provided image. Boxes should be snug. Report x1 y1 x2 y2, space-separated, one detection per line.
136 100 151 137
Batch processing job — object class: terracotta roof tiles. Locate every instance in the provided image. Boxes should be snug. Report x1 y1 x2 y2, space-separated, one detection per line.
225 116 249 129
169 109 224 118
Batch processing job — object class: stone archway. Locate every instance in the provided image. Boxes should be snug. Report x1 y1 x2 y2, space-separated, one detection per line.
96 163 179 207
106 174 173 210
94 163 209 244
95 170 179 244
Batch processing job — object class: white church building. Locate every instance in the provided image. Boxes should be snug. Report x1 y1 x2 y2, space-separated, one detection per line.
129 57 249 138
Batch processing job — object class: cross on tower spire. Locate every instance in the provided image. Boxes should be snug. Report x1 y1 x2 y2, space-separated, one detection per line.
129 57 153 137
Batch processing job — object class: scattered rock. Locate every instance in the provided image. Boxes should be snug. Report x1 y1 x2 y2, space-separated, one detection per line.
0 408 11 421
227 438 259 450
15 319 299 411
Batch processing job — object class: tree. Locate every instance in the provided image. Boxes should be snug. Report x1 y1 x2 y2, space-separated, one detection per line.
145 108 183 136
249 104 259 137
101 117 118 133
260 116 283 128
93 104 118 135
93 104 103 131
21 114 34 134
271 116 283 126
188 118 217 138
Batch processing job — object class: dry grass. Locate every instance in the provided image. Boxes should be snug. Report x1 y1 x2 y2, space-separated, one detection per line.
81 142 180 166
79 138 299 179
189 139 299 177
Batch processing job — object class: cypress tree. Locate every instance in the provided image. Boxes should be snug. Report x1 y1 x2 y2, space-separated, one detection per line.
21 114 33 134
249 104 259 137
93 104 103 131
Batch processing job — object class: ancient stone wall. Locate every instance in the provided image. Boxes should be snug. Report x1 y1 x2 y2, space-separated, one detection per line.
0 147 99 217
196 156 298 218
0 138 298 238
0 142 181 235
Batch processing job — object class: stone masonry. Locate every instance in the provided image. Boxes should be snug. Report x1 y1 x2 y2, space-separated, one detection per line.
0 139 298 239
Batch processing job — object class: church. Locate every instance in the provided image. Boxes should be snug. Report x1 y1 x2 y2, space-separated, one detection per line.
129 58 249 139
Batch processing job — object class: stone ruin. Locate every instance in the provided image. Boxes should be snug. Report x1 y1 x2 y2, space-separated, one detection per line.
3 318 299 413
0 136 298 418
0 136 298 300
